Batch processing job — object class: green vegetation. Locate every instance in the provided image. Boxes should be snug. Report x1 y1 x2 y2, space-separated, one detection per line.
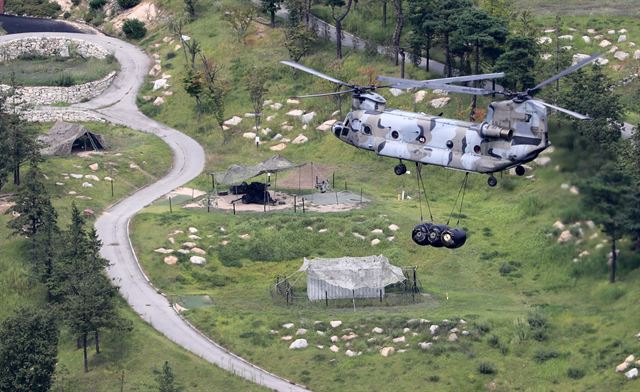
5 0 61 18
513 0 640 16
123 18 147 40
118 0 141 10
0 55 119 87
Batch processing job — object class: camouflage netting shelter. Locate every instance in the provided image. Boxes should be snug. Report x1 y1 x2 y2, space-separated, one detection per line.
299 255 406 301
38 121 107 156
216 155 303 185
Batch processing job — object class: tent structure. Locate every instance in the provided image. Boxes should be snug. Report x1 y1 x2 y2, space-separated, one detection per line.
299 255 406 301
216 155 303 185
38 121 106 156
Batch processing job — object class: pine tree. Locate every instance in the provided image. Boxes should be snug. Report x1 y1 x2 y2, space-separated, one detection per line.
7 160 55 237
156 361 181 392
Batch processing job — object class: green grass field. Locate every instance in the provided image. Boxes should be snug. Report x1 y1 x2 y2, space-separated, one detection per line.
0 123 262 391
0 55 119 87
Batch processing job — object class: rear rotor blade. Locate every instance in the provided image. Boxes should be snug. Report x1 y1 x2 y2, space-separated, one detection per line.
527 53 600 94
281 60 353 88
294 89 357 98
377 72 504 89
536 100 591 120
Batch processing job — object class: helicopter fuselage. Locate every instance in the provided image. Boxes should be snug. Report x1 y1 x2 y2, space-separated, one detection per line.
332 99 550 174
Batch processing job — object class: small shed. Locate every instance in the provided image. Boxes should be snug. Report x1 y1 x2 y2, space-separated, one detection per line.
38 121 106 156
299 255 406 301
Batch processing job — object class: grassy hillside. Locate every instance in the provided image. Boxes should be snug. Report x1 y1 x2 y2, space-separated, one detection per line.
125 1 640 390
0 123 262 391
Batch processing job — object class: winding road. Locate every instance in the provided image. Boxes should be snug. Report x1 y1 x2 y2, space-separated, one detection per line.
0 32 308 391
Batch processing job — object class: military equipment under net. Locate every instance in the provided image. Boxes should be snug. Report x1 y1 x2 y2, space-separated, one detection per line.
231 182 276 205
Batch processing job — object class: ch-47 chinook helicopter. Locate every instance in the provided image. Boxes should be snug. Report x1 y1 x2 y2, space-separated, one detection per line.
281 55 598 248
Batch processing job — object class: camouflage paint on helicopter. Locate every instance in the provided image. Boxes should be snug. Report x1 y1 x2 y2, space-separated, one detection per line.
332 92 549 174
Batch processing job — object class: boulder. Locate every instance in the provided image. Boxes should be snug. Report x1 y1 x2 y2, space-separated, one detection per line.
403 327 411 333
244 112 256 118
153 97 165 106
558 35 573 40
534 156 551 166
270 143 287 151
330 320 342 328
430 325 439 335
353 233 365 240
614 51 630 61
191 247 206 255
89 163 99 171
330 335 339 343
625 355 636 364
345 349 356 357
242 132 257 139
569 186 580 195
392 336 406 343
292 134 308 144
587 28 596 34
289 339 308 349
419 342 433 350
82 182 93 188
634 50 640 60
282 323 294 329
296 328 307 335
447 333 458 342
582 36 591 44
572 53 591 65
301 112 316 124
286 98 300 105
316 330 325 336
154 247 174 254
599 40 612 48
270 102 283 110
182 242 197 248
616 362 629 372
388 224 399 231
537 36 552 45
286 109 304 117
558 230 574 243
553 220 565 230
85 174 100 182
164 256 178 265
371 238 381 246
188 234 201 240
153 78 169 91
430 97 450 108
389 88 404 96
83 208 95 217
618 35 627 43
189 256 206 265
595 58 609 66
149 64 162 77
372 327 384 334
330 345 339 353
625 368 638 379
177 249 190 255
414 90 427 103
316 119 337 131
281 335 292 341
380 347 395 357
224 116 242 126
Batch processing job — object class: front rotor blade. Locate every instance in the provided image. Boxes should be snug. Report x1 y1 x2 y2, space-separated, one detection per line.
528 53 600 94
428 84 497 96
377 73 504 93
295 89 357 98
537 100 591 120
281 60 353 88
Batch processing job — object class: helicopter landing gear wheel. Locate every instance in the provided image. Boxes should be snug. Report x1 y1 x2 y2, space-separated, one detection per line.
515 165 525 176
487 175 497 187
394 162 407 176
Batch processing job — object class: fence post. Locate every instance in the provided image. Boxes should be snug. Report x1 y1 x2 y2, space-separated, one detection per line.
325 291 328 307
294 195 297 212
302 197 305 213
169 197 172 213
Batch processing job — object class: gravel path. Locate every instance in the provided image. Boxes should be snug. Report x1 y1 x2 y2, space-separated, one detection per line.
0 32 309 392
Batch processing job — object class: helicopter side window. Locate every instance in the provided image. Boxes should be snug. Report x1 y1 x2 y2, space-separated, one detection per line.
364 125 371 134
391 130 399 139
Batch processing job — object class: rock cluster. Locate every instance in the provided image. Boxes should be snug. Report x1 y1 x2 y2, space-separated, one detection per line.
0 37 111 61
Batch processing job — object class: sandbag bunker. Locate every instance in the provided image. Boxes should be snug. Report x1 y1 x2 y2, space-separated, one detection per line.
411 222 467 249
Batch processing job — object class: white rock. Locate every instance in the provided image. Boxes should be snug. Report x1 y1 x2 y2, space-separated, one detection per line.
270 143 287 151
292 134 308 144
330 320 342 328
540 53 552 61
380 347 395 357
432 89 448 96
242 132 256 139
371 238 381 246
372 327 384 334
625 368 638 379
266 115 277 122
180 34 191 41
164 255 178 265
618 35 627 43
614 51 629 61
282 323 294 329
625 355 636 364
89 163 99 171
191 247 206 255
301 112 316 124
430 97 450 108
587 28 596 34
414 90 427 103
600 40 612 48
572 53 590 65
579 250 590 258
224 116 242 126
176 249 190 255
558 35 573 41
281 125 294 132
182 242 197 248
286 109 304 117
371 229 383 234
189 256 206 265
296 328 307 335
153 97 165 106
558 230 574 243
281 335 292 341
534 156 551 166
289 339 308 349
270 102 283 110
430 325 439 335
331 110 341 117
154 248 174 254
448 333 458 342
595 58 609 66
582 36 591 44
81 182 93 188
84 174 100 182
594 35 603 40
330 335 339 343
393 336 406 343
244 112 256 118
607 29 616 35
353 233 365 240
56 182 64 186
318 228 328 233
286 98 300 105
462 330 470 336
538 36 552 45
188 234 201 240
316 330 325 336
561 46 572 51
419 342 432 350
316 119 337 131
634 50 640 60
389 88 404 96
330 345 339 353
345 349 356 357
553 221 565 230
569 186 580 195
152 78 169 91
70 173 83 179
616 362 629 372
388 224 399 231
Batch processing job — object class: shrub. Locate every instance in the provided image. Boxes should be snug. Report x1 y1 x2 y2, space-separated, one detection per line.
122 19 147 40
54 74 75 87
534 350 559 363
63 11 71 19
527 312 548 330
5 0 61 18
166 51 177 60
72 0 81 5
487 334 500 348
117 0 141 9
567 367 585 379
89 0 107 9
478 362 496 375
